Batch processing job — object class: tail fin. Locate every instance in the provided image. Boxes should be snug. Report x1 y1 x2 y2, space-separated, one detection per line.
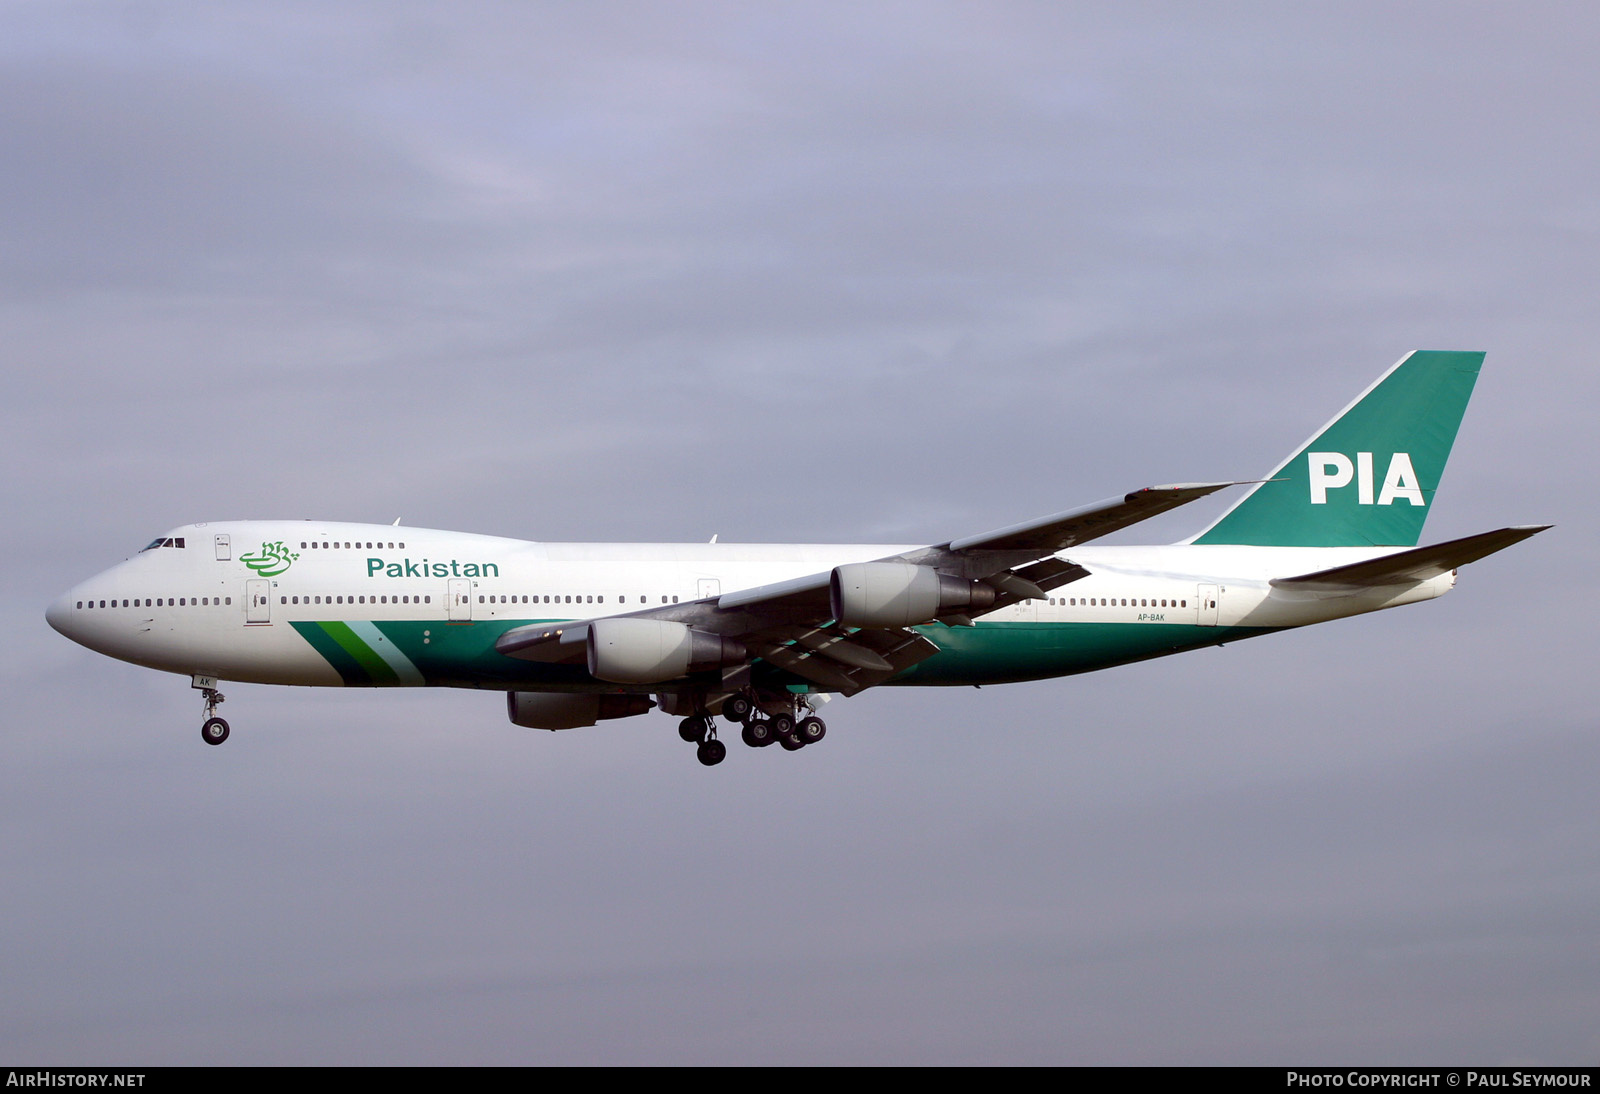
1190 350 1483 547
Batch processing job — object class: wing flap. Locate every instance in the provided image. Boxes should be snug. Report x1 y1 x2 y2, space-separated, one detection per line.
751 626 943 695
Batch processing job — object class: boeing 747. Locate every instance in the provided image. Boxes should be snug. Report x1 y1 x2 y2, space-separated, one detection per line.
47 350 1547 766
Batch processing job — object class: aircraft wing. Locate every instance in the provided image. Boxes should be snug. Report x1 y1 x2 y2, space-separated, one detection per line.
497 482 1235 695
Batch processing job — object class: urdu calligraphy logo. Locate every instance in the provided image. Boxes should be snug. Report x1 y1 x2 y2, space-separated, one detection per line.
240 540 299 577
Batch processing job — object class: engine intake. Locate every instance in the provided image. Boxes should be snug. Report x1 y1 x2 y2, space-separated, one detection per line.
829 562 996 628
587 617 747 684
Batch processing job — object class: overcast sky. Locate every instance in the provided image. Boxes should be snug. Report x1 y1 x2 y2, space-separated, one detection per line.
3 1 1596 1064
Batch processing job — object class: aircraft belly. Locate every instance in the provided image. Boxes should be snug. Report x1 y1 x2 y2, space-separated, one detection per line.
289 617 599 689
889 621 1278 686
113 620 343 686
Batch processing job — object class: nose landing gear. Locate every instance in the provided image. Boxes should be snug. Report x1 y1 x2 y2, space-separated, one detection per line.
198 686 229 746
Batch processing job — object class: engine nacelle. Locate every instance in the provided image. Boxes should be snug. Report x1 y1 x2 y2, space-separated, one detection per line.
506 691 655 731
829 562 996 628
586 617 747 684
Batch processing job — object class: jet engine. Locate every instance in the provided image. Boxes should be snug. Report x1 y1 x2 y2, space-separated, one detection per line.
586 617 747 684
506 691 655 730
829 562 996 628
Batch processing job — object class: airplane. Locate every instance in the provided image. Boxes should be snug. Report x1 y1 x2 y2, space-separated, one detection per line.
46 350 1548 766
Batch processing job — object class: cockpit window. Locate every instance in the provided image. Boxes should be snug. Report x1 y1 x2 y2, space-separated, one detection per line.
139 537 186 552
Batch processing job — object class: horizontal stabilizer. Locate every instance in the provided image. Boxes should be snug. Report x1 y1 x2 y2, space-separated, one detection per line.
1271 525 1551 592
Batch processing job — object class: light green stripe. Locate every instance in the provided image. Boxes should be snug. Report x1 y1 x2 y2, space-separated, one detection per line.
317 621 400 684
349 620 425 685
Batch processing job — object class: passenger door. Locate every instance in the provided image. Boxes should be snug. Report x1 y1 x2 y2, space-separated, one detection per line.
246 578 270 624
448 578 472 622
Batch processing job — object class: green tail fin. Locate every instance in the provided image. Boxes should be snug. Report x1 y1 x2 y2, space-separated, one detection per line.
1190 350 1484 547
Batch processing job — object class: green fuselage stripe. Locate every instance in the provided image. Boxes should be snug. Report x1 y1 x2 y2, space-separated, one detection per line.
289 616 1274 690
320 621 400 683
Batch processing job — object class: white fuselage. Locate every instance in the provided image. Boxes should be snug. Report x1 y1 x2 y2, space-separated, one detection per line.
47 520 1454 691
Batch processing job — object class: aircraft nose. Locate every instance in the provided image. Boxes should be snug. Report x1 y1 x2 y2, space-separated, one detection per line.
46 590 77 640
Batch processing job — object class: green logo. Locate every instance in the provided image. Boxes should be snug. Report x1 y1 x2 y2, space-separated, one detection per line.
241 540 299 577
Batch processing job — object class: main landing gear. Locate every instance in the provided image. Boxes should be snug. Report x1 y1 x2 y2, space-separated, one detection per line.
678 714 727 766
677 691 827 765
199 687 229 746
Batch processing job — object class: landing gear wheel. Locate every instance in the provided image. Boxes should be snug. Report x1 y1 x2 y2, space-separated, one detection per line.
201 717 230 746
769 712 795 739
797 717 826 745
741 719 774 748
196 685 228 746
779 733 805 751
696 738 727 766
678 715 708 743
722 694 753 723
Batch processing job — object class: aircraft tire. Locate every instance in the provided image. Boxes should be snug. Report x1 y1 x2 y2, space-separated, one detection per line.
201 717 230 746
797 717 826 745
696 739 726 766
722 695 752 723
741 720 773 748
779 733 804 752
678 716 707 743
